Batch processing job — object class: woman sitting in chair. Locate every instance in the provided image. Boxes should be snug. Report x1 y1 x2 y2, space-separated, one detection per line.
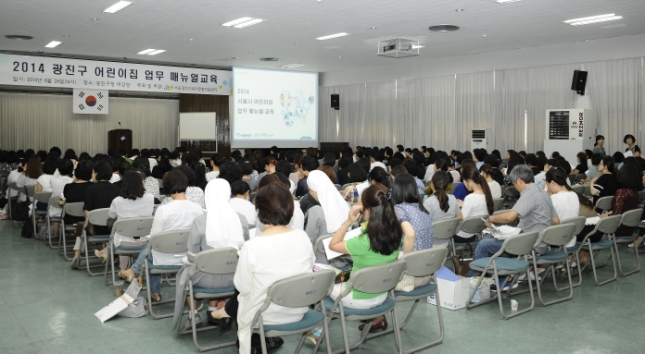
305 170 350 267
171 178 250 332
209 182 315 354
118 169 204 302
17 155 42 202
455 165 494 243
323 184 402 335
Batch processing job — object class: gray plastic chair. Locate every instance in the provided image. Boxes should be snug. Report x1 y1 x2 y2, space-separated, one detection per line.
312 234 352 271
143 229 191 319
594 196 613 213
32 191 52 239
450 216 486 256
323 260 407 354
250 192 257 204
103 217 154 286
177 247 239 352
466 231 540 320
567 215 621 286
531 223 577 306
59 202 85 261
571 184 585 195
502 186 519 207
334 184 342 191
341 183 354 192
45 195 61 249
253 271 336 354
612 209 643 276
7 181 19 219
493 197 504 211
432 218 460 252
365 248 448 354
82 208 111 276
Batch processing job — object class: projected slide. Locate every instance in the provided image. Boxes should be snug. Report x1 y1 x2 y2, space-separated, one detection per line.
232 67 318 148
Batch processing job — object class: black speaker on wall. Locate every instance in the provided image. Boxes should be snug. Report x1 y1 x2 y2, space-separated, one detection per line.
331 94 339 110
571 70 588 96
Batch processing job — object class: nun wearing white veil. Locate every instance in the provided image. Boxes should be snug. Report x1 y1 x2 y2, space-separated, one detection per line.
305 170 352 267
172 179 250 331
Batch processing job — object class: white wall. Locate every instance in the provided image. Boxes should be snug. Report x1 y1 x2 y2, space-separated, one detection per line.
321 34 645 87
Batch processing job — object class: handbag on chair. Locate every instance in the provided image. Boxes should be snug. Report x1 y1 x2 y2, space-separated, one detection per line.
451 243 474 276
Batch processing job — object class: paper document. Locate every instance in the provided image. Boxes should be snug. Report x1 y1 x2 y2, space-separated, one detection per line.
624 151 634 158
489 225 521 240
322 227 362 260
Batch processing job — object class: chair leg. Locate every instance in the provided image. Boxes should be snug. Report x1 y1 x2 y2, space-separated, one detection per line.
339 307 351 354
390 307 404 354
569 251 583 288
496 267 534 320
588 246 618 286
615 238 641 277
466 272 498 309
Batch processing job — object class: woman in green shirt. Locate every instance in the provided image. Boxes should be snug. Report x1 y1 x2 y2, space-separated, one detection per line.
328 184 402 330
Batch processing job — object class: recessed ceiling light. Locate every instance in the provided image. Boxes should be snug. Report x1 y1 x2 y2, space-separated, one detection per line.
564 13 623 26
411 45 425 49
221 17 265 28
63 35 71 38
260 57 279 61
280 64 305 69
455 9 464 12
91 18 99 21
103 1 133 13
316 32 349 40
370 27 378 29
429 25 460 33
147 49 166 56
294 42 300 45
495 0 522 3
45 41 61 48
5 35 33 40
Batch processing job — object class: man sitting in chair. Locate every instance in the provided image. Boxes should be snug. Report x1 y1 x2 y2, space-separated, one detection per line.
466 165 559 277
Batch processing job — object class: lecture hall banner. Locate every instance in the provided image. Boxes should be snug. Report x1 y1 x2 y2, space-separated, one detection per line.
0 54 232 95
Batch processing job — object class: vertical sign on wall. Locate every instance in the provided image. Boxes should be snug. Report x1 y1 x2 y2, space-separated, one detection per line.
73 88 109 114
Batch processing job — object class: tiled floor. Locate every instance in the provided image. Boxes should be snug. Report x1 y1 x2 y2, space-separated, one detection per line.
1 220 644 354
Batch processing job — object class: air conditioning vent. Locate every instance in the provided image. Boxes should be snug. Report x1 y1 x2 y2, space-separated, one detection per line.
472 130 486 139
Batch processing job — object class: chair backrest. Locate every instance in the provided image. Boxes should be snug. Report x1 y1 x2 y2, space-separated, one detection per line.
639 191 645 200
351 260 407 294
112 217 154 238
595 214 622 235
250 192 257 204
157 195 166 203
313 233 333 253
149 229 191 253
334 184 342 191
459 215 486 234
194 247 239 275
432 218 460 240
594 196 613 212
266 271 336 308
503 186 519 197
63 202 85 218
571 185 585 195
25 185 36 197
48 196 61 208
493 197 504 211
575 174 587 182
402 248 448 277
8 181 18 190
501 231 540 256
620 208 643 228
341 183 353 191
539 223 577 247
33 192 52 204
560 216 586 237
86 208 110 226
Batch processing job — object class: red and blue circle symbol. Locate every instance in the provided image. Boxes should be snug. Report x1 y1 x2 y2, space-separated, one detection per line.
85 95 97 107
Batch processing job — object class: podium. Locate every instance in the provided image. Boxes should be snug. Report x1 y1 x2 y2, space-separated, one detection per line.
108 129 132 154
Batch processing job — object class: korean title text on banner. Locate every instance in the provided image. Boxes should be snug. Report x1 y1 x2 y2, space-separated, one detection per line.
0 54 232 95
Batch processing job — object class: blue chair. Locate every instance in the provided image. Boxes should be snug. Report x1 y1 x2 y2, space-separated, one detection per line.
323 260 407 354
566 215 621 286
103 217 154 286
466 231 540 320
365 248 448 353
612 209 643 276
252 271 336 354
142 229 190 319
177 247 239 352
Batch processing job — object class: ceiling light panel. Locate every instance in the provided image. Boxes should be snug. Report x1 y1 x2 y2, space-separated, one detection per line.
565 14 623 26
103 1 133 13
222 17 265 28
495 0 522 3
147 49 166 56
316 32 349 40
137 49 165 55
45 41 61 48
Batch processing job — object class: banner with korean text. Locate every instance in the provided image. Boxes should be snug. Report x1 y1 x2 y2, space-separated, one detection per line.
73 89 109 114
0 54 232 95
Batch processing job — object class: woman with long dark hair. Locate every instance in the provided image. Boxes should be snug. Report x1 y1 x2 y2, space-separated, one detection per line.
133 156 160 198
392 173 434 254
455 165 494 243
423 171 459 243
17 155 42 202
152 155 173 179
327 184 402 332
572 152 588 175
544 167 584 248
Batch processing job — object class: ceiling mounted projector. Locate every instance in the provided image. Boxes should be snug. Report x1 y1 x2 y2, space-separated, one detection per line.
377 38 421 58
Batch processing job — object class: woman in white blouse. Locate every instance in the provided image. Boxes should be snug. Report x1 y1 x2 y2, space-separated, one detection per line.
49 159 74 239
35 156 58 194
96 170 154 270
545 167 581 248
118 169 204 302
455 166 494 243
17 155 42 202
479 164 502 199
210 183 315 354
